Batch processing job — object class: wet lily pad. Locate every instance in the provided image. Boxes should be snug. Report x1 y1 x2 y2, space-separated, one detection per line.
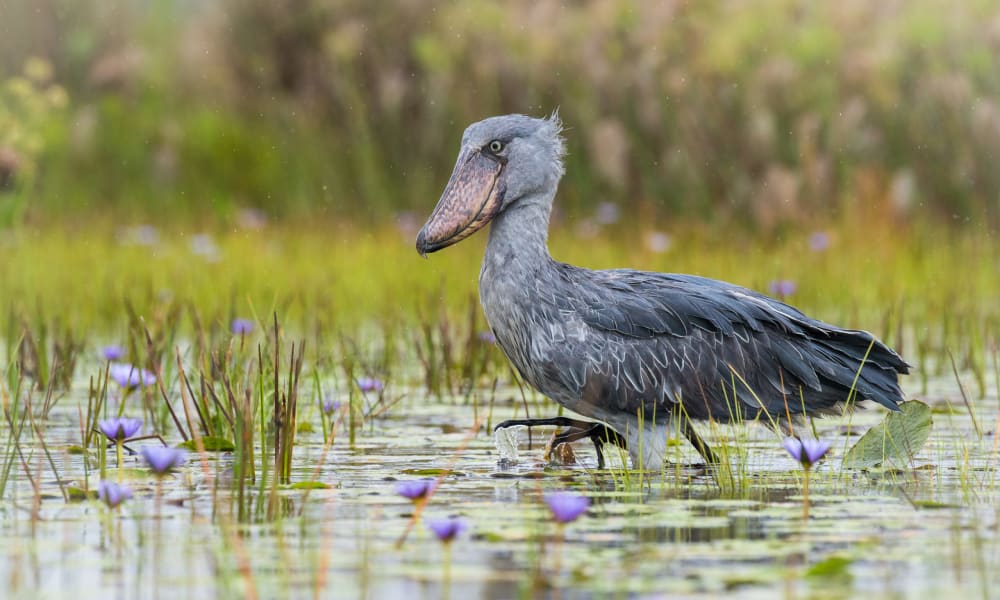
66 486 98 501
290 481 330 490
842 400 932 469
108 467 154 480
913 499 962 509
806 555 853 579
178 436 235 452
400 468 459 476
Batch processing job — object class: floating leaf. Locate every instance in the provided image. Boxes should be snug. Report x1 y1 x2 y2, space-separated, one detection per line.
67 486 97 501
912 499 961 509
179 437 235 452
290 481 330 490
842 401 932 469
806 555 853 579
401 468 452 476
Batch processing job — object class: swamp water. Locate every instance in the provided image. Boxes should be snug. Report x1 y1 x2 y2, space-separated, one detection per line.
1 370 998 599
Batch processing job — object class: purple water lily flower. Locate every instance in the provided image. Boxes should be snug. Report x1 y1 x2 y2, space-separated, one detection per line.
768 279 797 298
97 480 133 509
108 362 157 390
190 233 220 262
322 396 340 415
101 345 126 361
426 517 468 543
544 492 590 524
356 377 383 393
231 318 254 335
141 446 187 475
783 437 832 469
396 479 434 501
594 201 621 225
98 417 142 441
809 231 830 252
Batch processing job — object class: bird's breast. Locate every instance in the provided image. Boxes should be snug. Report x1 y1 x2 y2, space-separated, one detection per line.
478 267 591 403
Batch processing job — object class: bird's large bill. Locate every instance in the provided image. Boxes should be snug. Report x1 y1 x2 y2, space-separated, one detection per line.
416 148 505 256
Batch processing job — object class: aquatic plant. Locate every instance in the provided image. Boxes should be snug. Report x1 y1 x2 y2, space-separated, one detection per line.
356 377 383 393
544 492 589 524
98 417 142 442
108 362 157 390
141 446 187 475
99 417 142 481
768 280 797 298
784 437 832 469
543 492 590 584
97 480 132 510
426 517 468 544
101 345 125 361
809 231 830 252
231 318 254 335
783 437 832 519
426 516 468 590
322 397 340 415
396 479 436 531
396 479 434 503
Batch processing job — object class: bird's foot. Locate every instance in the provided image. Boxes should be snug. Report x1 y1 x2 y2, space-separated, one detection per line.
494 417 627 469
543 436 577 465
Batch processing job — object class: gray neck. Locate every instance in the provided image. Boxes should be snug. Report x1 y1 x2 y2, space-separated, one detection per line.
483 191 555 273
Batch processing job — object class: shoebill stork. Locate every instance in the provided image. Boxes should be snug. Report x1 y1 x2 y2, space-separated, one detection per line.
415 113 908 470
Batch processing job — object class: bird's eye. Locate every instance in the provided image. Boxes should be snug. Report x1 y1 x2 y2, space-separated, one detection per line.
487 140 504 154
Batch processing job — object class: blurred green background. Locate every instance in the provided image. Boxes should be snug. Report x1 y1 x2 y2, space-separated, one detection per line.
0 0 998 344
2 0 999 229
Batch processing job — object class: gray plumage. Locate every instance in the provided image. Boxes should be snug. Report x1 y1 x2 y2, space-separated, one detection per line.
417 113 909 469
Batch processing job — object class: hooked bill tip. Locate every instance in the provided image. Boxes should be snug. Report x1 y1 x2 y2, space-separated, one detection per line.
415 229 430 258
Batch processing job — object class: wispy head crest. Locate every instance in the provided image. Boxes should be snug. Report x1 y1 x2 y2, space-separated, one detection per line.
542 109 566 175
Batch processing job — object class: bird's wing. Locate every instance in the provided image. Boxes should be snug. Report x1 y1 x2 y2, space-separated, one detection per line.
542 265 906 423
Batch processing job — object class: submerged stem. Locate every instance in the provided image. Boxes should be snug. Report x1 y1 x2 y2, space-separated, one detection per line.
116 440 124 483
442 544 452 600
552 522 565 583
802 467 811 520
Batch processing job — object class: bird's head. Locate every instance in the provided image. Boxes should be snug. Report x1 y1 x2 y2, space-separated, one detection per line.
416 113 565 256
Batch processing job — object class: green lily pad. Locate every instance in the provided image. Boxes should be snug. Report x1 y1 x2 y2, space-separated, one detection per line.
178 436 235 452
806 555 853 579
290 481 330 490
107 467 152 480
400 468 451 476
842 401 932 469
913 499 961 509
67 486 97 501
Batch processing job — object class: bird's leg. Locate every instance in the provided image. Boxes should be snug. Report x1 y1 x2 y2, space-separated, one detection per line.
680 418 720 466
494 417 627 468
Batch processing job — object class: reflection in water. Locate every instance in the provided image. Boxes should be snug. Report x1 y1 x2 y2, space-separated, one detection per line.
624 510 770 545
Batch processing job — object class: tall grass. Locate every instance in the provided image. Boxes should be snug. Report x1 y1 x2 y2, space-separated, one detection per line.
0 216 994 346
